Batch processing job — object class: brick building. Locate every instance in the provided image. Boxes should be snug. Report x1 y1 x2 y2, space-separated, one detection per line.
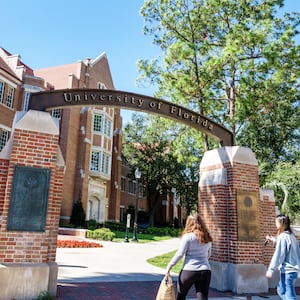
0 47 127 226
34 53 121 225
0 47 181 228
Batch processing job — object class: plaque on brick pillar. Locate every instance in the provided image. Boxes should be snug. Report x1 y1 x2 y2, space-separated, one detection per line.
237 190 260 241
7 165 51 231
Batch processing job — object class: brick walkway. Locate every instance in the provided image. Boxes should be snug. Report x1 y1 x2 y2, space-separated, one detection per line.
56 282 300 300
56 281 234 300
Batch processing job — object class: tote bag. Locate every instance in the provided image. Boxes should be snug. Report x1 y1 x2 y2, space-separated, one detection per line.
156 275 176 300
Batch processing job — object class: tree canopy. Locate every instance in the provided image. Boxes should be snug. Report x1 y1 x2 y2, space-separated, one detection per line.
122 113 199 225
130 0 300 220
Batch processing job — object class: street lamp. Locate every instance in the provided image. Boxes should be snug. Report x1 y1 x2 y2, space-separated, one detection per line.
132 168 141 242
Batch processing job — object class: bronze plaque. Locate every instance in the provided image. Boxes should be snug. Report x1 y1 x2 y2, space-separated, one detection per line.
7 165 51 232
237 190 260 241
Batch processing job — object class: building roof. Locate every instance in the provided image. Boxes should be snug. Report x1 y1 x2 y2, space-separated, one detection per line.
0 56 20 81
0 47 34 79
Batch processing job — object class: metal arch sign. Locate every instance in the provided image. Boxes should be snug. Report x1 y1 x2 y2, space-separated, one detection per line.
28 89 234 146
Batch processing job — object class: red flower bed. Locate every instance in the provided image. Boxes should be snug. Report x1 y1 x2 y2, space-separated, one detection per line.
57 240 103 248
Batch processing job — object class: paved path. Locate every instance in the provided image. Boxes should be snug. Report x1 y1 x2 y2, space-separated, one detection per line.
55 235 299 300
56 237 180 283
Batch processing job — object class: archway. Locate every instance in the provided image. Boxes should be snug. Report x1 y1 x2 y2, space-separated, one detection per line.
0 90 276 298
28 89 234 147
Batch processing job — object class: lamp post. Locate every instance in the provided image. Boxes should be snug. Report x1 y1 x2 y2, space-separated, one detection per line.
132 168 141 242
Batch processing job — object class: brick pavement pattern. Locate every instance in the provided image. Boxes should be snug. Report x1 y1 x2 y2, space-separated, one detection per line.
56 282 234 300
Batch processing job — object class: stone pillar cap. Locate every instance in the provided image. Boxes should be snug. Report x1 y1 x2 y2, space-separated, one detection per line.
200 146 258 168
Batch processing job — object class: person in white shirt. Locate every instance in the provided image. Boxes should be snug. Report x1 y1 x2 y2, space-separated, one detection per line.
266 214 300 300
166 214 212 300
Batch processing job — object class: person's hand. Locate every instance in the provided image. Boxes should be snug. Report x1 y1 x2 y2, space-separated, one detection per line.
165 270 170 276
266 271 272 279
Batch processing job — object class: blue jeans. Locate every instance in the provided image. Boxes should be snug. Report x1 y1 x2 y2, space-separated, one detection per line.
277 272 298 300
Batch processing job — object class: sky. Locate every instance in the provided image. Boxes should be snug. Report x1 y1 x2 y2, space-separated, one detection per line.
1 0 299 124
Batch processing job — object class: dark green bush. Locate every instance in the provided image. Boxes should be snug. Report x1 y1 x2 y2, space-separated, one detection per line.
87 219 98 230
69 201 86 228
33 291 55 300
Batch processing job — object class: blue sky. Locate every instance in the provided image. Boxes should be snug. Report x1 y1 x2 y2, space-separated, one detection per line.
1 0 299 124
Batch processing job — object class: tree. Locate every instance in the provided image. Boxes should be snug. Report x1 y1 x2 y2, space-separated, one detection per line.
122 113 198 225
263 161 300 223
70 200 86 228
138 0 300 161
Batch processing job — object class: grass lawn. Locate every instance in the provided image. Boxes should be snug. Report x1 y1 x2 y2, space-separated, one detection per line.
112 230 174 243
147 250 183 274
112 230 183 272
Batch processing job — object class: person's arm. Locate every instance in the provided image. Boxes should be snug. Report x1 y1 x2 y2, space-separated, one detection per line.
208 242 212 258
166 235 189 274
266 235 277 246
266 235 288 278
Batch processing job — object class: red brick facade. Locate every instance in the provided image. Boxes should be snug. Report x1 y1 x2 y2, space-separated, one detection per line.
0 112 64 263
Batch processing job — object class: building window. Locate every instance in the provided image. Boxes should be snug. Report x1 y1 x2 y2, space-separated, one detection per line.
93 113 112 137
121 177 126 191
0 128 9 151
5 85 14 108
23 91 30 111
128 179 137 195
104 118 112 137
101 152 110 174
0 80 4 104
90 151 101 172
93 114 103 133
97 82 106 89
52 109 62 119
90 150 111 176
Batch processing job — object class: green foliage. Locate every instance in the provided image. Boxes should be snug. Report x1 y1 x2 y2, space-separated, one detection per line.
69 200 86 228
263 161 300 223
123 113 198 224
147 250 183 274
87 228 116 241
138 0 299 170
111 228 179 243
141 226 181 237
104 221 126 231
33 291 55 300
87 219 98 230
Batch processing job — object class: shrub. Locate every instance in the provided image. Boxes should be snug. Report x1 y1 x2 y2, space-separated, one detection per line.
104 221 126 231
33 290 55 300
87 219 99 230
69 201 86 228
87 227 116 241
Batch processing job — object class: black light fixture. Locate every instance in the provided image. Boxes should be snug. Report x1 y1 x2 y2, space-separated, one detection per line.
132 168 141 242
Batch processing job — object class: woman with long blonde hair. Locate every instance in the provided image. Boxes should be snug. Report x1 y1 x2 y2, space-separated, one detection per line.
166 214 213 300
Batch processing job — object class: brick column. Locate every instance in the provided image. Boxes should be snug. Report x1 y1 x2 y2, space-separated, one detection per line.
199 146 268 294
0 110 65 299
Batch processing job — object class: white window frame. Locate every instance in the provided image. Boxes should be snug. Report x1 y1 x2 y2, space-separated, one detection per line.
0 128 9 151
23 91 30 111
93 114 103 133
0 80 4 104
5 85 14 108
92 112 112 137
90 149 111 176
51 108 62 119
97 82 106 89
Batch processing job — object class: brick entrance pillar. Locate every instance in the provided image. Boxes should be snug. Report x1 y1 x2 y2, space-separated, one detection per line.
0 110 65 299
199 146 268 294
